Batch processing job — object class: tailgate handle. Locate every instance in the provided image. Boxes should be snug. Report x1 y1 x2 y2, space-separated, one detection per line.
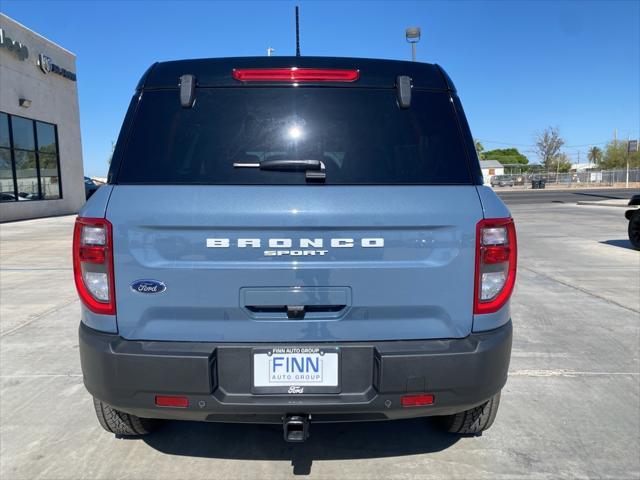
245 304 346 319
286 305 305 319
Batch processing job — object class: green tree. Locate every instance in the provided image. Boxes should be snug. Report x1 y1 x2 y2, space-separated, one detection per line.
587 146 603 165
534 126 565 169
550 153 572 173
600 140 640 169
474 139 484 160
483 148 529 165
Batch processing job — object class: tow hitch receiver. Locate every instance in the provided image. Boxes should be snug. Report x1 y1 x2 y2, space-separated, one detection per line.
283 415 310 442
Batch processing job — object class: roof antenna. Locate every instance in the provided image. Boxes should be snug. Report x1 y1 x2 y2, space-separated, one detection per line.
295 6 301 56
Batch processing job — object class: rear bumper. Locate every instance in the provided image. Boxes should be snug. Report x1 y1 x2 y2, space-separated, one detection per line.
79 321 512 423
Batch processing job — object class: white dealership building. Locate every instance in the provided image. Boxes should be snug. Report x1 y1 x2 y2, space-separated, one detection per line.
480 160 504 185
0 13 85 222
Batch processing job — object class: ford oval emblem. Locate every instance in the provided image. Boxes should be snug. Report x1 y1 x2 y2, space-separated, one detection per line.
130 279 166 294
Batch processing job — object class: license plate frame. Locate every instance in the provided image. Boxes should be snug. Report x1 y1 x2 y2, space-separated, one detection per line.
251 346 341 394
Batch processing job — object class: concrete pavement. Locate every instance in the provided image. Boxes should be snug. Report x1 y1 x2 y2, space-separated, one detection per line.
0 205 638 479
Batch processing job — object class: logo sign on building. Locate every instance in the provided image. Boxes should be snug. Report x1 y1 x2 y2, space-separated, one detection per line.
0 26 76 81
38 53 52 73
0 27 29 61
37 53 76 81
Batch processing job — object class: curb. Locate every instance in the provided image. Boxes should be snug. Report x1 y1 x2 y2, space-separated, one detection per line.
576 201 634 208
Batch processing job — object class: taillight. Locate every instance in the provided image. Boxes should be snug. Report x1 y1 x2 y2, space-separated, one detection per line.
73 217 116 315
474 218 517 314
232 68 359 83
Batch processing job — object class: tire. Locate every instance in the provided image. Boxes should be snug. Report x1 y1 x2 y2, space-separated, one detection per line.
92 397 159 436
439 391 501 435
629 212 640 250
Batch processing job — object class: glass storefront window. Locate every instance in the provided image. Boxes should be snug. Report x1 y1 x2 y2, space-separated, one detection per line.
11 116 36 151
0 113 10 148
15 151 39 200
0 148 15 202
0 112 62 202
36 122 57 154
39 153 60 199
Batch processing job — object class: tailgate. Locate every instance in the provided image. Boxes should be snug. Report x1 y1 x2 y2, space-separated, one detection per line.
108 185 482 342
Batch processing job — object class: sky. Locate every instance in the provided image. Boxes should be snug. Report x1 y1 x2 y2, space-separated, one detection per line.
1 0 639 177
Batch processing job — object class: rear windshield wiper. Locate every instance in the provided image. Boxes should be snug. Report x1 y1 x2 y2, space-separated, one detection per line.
233 159 326 182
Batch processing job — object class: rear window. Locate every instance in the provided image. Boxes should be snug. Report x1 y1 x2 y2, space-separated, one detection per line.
115 88 472 184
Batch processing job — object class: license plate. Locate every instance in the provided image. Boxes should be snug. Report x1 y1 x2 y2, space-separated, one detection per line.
252 347 340 394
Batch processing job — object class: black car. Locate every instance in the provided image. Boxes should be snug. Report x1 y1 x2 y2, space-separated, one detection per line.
1 192 18 202
626 194 640 249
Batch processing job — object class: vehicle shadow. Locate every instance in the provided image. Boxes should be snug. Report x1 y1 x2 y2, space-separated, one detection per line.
600 239 636 251
143 418 459 475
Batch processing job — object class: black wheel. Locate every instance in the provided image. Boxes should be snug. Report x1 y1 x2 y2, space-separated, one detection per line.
629 212 640 250
93 397 160 436
439 392 501 435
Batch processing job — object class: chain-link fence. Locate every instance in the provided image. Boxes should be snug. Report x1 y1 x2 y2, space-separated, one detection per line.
487 168 640 189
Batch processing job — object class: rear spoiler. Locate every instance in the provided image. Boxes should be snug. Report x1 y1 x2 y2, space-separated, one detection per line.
136 57 454 91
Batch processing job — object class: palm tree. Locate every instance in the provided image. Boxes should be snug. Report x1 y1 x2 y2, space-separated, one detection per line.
588 146 602 165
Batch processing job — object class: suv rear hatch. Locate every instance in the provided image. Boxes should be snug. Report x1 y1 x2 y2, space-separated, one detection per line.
105 58 483 342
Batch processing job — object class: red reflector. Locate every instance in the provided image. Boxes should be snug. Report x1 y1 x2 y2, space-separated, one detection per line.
401 394 435 407
155 395 189 408
483 245 510 264
232 68 359 83
79 245 105 263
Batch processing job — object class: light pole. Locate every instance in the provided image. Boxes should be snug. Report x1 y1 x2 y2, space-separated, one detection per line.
405 27 421 62
627 139 638 188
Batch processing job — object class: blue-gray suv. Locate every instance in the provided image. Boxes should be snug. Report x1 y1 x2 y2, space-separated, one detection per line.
75 57 516 442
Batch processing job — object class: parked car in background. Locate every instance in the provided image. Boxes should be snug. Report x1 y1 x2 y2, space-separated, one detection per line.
84 177 100 200
626 194 640 249
18 192 41 200
2 192 32 201
1 192 18 201
490 175 514 187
